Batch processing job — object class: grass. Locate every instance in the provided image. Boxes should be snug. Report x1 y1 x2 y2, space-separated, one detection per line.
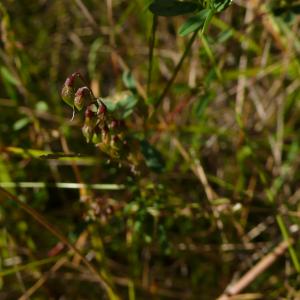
1 0 300 299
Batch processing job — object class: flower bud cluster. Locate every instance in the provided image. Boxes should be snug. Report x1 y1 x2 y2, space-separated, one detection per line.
81 196 117 223
61 72 92 110
82 101 128 160
61 73 129 161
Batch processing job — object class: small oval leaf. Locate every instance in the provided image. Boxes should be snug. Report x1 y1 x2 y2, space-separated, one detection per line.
179 9 209 36
213 0 232 13
140 140 165 172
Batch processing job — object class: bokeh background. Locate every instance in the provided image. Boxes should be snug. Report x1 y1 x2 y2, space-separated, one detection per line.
1 0 300 299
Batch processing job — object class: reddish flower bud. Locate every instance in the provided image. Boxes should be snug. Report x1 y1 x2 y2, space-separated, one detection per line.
85 107 94 119
110 119 118 130
61 84 75 107
82 124 94 143
97 102 107 115
65 77 74 87
61 72 82 107
102 125 110 144
103 125 109 133
74 87 90 111
64 72 79 87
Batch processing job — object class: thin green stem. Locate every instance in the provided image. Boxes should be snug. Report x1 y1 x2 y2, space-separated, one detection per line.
155 9 215 110
155 29 199 109
147 15 158 96
276 214 300 273
202 7 215 35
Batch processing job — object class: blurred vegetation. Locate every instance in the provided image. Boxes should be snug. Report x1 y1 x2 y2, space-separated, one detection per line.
1 0 300 299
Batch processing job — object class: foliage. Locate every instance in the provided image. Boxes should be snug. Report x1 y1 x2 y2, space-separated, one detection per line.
1 0 300 299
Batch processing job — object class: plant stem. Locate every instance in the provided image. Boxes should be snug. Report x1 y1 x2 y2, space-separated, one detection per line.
155 29 199 109
155 9 215 110
147 15 158 96
276 214 300 273
202 7 215 35
0 181 125 190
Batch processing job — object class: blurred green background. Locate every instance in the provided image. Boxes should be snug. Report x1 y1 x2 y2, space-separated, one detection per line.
1 0 300 299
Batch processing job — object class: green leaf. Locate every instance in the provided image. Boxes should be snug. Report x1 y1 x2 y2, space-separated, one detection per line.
140 140 165 172
194 91 214 118
0 66 19 86
100 98 116 111
100 91 138 119
216 28 233 43
213 0 232 13
149 0 201 17
13 117 30 131
179 9 209 36
118 94 138 118
122 71 136 91
0 157 14 194
88 38 102 76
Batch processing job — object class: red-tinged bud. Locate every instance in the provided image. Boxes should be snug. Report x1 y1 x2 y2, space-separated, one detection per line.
85 107 94 119
61 84 75 107
82 124 94 143
97 102 107 115
110 119 118 130
65 77 74 87
65 72 80 87
61 72 82 107
74 87 90 111
103 125 109 134
75 87 85 96
102 125 110 144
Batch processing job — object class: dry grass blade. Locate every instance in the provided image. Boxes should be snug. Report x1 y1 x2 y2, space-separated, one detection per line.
218 239 294 299
0 187 120 300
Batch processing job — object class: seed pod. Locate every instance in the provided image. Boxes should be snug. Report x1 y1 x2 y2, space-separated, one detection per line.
85 106 95 119
67 72 81 86
96 103 107 129
82 124 94 143
97 101 107 115
74 87 90 111
61 84 75 107
61 73 80 107
101 125 110 145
